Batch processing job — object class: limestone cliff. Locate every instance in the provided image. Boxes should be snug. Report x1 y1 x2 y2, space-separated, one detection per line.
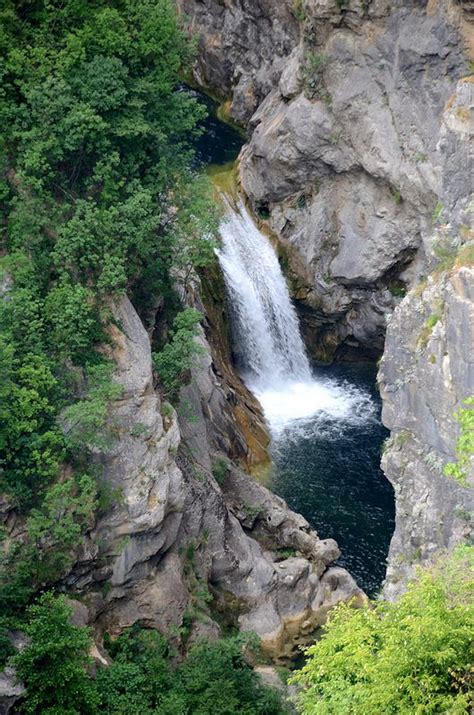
178 0 473 593
179 0 472 360
379 75 473 597
61 293 363 660
380 264 473 599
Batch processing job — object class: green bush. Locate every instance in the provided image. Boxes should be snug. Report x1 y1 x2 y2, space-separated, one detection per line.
62 363 123 451
13 593 99 714
98 627 288 714
12 605 289 713
302 52 327 100
153 308 204 399
444 396 474 486
0 344 65 507
212 457 229 485
292 546 474 714
0 622 15 668
292 0 307 21
0 475 97 615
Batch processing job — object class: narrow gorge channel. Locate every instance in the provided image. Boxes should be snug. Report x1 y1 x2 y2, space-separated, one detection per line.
196 95 395 596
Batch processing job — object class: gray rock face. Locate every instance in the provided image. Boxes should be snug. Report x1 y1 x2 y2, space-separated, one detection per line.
241 0 470 360
63 295 187 634
48 293 362 659
379 266 474 599
378 72 473 597
0 667 25 715
176 0 299 123
179 0 471 361
170 311 364 658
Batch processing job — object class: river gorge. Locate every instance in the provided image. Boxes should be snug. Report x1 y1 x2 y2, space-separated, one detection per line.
0 1 472 711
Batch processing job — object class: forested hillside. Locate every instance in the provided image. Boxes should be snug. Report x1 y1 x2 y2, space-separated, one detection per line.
0 0 216 609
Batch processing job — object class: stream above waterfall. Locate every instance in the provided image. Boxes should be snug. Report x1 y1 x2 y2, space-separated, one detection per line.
193 90 395 596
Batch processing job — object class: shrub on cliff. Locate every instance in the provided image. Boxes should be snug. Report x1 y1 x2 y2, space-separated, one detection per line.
444 396 474 487
97 627 288 714
292 545 473 714
153 307 204 400
12 612 288 714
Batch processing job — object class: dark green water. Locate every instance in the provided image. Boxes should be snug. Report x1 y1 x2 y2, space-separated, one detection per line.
191 90 244 167
268 363 394 596
190 87 395 596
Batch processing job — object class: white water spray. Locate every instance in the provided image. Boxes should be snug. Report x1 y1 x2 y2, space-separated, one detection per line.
217 201 375 434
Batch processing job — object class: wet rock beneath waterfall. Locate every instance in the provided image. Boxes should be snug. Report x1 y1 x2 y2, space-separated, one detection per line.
238 561 363 661
222 465 341 573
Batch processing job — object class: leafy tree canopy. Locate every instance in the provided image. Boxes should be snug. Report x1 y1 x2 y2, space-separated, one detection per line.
0 0 219 512
13 606 288 715
292 545 474 715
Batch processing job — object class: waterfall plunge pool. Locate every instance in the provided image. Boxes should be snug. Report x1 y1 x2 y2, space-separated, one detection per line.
191 88 395 596
262 363 394 597
217 200 395 597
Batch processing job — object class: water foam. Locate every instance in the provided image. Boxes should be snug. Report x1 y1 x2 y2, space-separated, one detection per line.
217 201 376 436
251 377 376 437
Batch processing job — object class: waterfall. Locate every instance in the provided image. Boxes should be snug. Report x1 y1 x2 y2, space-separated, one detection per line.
217 200 376 434
217 200 311 389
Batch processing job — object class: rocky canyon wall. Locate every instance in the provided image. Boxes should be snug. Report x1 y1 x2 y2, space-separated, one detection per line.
55 294 363 658
178 0 474 591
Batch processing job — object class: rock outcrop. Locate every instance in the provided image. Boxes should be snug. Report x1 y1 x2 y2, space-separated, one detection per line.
0 667 25 715
379 71 473 596
56 293 363 659
380 264 473 599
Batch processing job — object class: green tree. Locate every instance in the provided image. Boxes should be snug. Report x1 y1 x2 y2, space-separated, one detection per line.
153 308 204 399
13 593 99 714
0 344 65 507
173 636 288 715
97 626 288 714
0 475 97 614
97 626 175 714
292 546 474 714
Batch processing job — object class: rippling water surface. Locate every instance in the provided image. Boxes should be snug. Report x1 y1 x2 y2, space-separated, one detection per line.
267 363 394 596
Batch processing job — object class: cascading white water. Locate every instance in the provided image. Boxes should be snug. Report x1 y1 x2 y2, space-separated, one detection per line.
217 200 376 433
217 200 311 387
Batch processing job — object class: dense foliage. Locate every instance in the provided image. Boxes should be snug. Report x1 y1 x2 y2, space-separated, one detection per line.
292 546 474 714
153 307 204 398
13 593 99 714
0 0 219 615
13 597 287 715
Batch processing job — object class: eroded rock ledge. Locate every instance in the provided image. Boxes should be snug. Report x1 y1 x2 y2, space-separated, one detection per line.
62 294 363 661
